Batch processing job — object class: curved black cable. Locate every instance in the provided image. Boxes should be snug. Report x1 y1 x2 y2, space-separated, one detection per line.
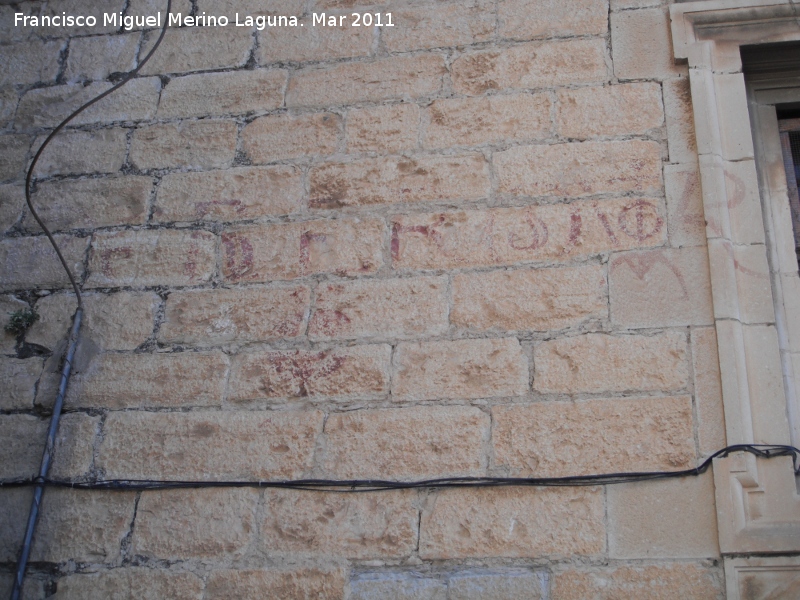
11 6 173 600
1 444 796 493
23 0 173 308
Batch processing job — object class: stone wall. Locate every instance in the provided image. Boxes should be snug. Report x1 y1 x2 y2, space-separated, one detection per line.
0 0 727 598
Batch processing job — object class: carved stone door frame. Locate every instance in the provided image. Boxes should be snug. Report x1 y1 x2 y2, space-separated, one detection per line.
669 0 800 595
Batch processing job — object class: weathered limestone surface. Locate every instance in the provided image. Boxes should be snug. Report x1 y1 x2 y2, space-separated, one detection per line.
260 490 418 559
133 489 258 560
551 564 722 599
393 338 530 400
68 351 229 409
1 3 728 596
533 332 689 394
229 345 391 402
309 276 449 340
99 410 323 479
155 166 303 223
321 406 489 479
160 286 309 346
493 396 696 477
420 487 605 558
205 567 349 600
54 570 204 600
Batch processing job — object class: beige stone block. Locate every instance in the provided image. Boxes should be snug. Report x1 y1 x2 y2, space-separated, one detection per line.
259 13 373 63
493 396 695 477
0 294 28 353
242 112 342 163
287 54 445 107
206 567 348 600
0 134 30 182
451 38 607 95
0 488 31 562
310 153 489 208
0 4 37 44
309 276 448 341
0 87 19 128
322 406 489 479
0 177 21 226
99 410 323 480
557 83 663 139
229 345 392 402
692 327 727 455
0 234 88 291
17 79 161 129
383 0 495 52
0 414 45 479
452 264 607 333
28 176 151 232
351 574 446 600
160 285 309 346
28 291 157 352
663 76 698 164
129 120 237 170
393 338 529 401
551 564 722 599
496 140 662 197
260 490 417 558
0 357 43 410
611 8 682 80
392 198 666 271
65 32 140 82
31 488 135 563
346 103 420 154
139 26 254 75
448 570 545 600
86 229 216 288
424 93 552 149
158 69 287 118
609 247 714 328
133 488 258 560
50 412 99 480
221 217 384 283
664 162 706 247
0 184 22 234
533 332 689 394
54 569 204 600
419 487 604 559
608 473 719 558
155 166 302 223
32 129 128 177
69 351 228 409
0 39 62 86
499 0 607 40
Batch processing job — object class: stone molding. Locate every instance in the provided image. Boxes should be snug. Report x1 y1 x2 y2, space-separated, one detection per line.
669 0 800 562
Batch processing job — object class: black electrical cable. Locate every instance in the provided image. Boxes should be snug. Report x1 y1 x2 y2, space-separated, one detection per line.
11 5 172 599
1 444 797 493
24 0 173 308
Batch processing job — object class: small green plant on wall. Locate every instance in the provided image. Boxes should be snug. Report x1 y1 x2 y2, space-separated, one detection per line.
5 307 39 335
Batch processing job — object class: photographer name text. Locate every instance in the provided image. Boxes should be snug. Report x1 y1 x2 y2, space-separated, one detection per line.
14 12 394 31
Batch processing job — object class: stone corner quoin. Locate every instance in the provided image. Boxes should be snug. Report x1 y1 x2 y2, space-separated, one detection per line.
0 1 728 597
